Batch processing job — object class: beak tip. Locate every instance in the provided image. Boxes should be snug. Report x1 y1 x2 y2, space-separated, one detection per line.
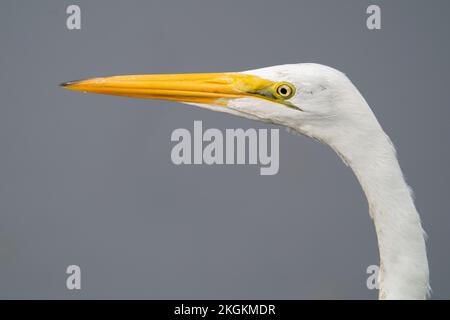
59 81 75 88
59 79 87 88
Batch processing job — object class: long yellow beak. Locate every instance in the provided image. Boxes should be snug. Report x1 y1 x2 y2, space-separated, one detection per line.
61 72 277 106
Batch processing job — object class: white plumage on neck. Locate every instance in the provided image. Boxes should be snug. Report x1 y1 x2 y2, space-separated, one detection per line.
336 127 430 299
313 79 430 299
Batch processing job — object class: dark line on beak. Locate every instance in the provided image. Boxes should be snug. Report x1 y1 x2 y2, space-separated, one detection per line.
59 79 86 87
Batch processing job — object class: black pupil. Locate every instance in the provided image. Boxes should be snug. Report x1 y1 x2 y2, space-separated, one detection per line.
279 87 288 95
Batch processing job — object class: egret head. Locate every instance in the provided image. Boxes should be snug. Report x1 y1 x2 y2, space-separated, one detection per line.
61 63 375 145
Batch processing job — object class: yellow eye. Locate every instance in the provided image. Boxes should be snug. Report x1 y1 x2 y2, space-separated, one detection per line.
274 82 295 100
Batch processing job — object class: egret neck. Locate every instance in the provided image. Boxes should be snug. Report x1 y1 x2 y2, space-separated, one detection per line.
311 86 430 300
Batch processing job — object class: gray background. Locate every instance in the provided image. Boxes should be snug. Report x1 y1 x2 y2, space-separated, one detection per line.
0 0 449 299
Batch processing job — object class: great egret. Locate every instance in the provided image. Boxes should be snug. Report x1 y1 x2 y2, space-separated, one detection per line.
61 63 430 299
